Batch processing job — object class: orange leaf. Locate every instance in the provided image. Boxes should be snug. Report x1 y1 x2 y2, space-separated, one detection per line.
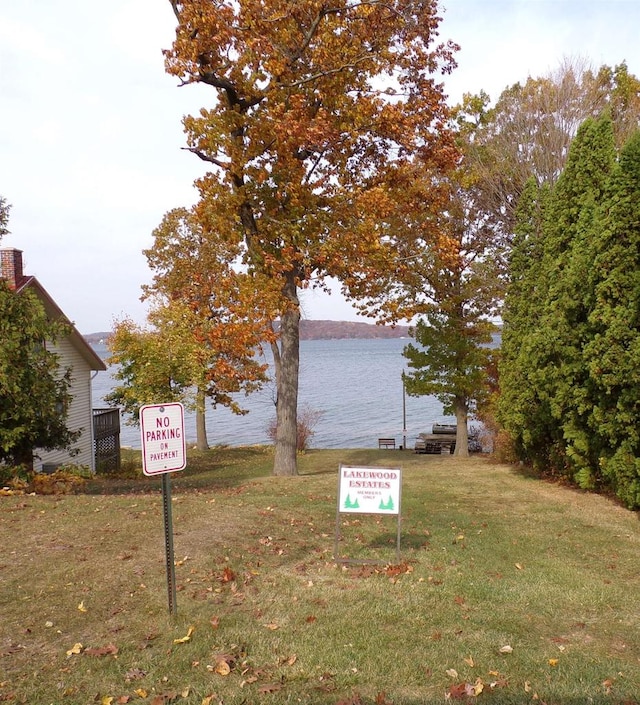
214 660 231 676
85 643 119 657
221 567 236 583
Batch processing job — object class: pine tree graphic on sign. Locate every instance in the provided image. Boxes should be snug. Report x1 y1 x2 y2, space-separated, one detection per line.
344 494 360 509
379 496 394 511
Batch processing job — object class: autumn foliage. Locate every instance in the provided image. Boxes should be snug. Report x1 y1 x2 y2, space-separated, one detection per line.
164 0 459 474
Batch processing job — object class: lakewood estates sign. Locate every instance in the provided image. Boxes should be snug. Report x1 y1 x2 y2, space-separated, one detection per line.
335 465 402 564
337 465 401 515
140 403 186 476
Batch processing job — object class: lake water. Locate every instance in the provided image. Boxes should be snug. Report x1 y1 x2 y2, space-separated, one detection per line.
91 338 451 450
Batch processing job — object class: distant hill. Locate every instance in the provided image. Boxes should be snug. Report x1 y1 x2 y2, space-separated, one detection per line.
83 331 112 344
83 320 410 344
298 320 409 339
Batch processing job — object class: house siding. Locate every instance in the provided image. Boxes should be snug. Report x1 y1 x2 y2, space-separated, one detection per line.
35 336 97 472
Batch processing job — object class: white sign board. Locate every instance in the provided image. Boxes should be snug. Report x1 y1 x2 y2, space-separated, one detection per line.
338 465 401 515
140 403 187 476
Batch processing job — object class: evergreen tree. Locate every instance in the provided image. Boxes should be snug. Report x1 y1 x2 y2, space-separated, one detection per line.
524 116 616 478
403 309 494 457
498 178 556 464
499 116 617 476
583 131 640 507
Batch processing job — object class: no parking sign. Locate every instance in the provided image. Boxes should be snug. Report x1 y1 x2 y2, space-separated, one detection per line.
139 402 187 616
140 403 186 476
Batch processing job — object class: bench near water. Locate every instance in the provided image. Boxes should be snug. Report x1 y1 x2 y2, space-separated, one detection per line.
378 437 396 450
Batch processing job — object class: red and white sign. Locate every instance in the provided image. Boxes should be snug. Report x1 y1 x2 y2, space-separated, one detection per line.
140 403 187 476
338 465 401 515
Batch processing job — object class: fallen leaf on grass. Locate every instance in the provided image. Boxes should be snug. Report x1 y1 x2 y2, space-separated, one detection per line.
489 676 508 690
133 689 148 698
207 653 236 676
445 678 484 699
258 683 283 694
210 616 220 630
77 601 88 613
263 623 279 630
515 563 524 570
499 644 513 654
385 562 413 577
446 668 459 679
445 682 467 699
548 658 559 667
212 660 231 676
221 566 236 583
85 643 119 657
125 668 147 681
66 642 83 656
173 626 195 644
463 656 475 667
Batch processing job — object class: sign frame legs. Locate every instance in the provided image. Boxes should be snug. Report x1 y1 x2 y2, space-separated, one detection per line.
334 511 401 566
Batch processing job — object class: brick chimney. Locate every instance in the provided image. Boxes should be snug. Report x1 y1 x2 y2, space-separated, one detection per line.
0 247 25 290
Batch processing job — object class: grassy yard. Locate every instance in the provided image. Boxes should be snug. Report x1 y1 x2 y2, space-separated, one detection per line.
1 447 639 704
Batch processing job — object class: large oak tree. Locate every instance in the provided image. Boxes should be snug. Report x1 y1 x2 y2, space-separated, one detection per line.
164 0 458 474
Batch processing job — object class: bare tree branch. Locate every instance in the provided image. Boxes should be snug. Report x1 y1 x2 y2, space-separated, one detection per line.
181 147 230 170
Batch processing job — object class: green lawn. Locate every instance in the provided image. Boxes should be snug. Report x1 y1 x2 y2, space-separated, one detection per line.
1 447 638 704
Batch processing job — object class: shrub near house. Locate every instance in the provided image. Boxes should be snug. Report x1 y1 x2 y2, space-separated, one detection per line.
0 247 106 474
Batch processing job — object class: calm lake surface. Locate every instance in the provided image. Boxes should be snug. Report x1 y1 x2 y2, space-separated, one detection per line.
91 338 451 450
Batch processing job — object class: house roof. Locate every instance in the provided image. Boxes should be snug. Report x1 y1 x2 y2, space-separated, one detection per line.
16 275 107 372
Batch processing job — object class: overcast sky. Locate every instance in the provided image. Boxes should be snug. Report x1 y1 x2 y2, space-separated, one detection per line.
1 0 639 333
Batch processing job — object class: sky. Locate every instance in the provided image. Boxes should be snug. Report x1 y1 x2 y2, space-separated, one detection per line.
1 0 639 334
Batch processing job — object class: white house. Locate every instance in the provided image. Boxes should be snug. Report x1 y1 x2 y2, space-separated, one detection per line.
0 247 107 472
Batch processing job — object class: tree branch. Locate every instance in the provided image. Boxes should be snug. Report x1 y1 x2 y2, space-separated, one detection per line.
181 147 230 170
280 54 373 89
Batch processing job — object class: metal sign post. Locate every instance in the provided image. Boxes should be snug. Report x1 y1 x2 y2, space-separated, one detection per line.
140 403 186 616
162 473 177 616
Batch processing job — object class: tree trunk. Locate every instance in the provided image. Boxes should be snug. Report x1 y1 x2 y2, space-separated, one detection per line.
195 386 209 451
14 446 34 472
453 396 469 458
272 275 300 476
